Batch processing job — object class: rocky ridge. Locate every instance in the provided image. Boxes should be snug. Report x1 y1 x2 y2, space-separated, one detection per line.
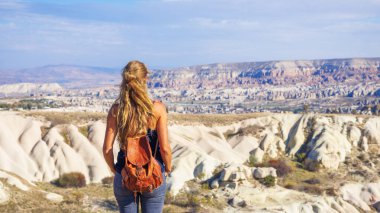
0 111 380 211
149 58 380 89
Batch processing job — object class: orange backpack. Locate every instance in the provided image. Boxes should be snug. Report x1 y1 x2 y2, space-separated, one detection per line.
120 135 163 202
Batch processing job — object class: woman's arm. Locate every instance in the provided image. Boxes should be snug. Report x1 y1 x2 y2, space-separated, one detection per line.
103 105 118 175
156 102 172 174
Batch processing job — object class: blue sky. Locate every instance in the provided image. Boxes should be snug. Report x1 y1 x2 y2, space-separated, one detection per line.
0 0 380 69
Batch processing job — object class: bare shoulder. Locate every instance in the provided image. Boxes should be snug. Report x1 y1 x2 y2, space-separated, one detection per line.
152 100 167 116
108 103 119 118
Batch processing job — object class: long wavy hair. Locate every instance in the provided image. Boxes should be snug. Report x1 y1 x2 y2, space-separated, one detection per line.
115 60 155 143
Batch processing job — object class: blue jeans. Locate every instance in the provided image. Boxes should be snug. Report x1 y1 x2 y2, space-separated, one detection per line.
113 162 166 213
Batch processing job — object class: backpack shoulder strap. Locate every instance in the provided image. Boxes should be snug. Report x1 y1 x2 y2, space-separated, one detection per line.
150 134 159 158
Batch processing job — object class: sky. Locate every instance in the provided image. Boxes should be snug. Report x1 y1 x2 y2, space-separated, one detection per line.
0 0 380 69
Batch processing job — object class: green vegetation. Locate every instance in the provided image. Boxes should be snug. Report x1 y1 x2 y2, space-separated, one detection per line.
186 194 200 207
0 102 11 109
285 184 324 195
52 172 86 188
101 176 114 185
246 154 257 167
262 175 276 187
169 112 270 127
26 111 106 126
78 125 89 137
295 153 307 163
212 163 227 176
164 180 226 212
0 180 117 213
303 178 321 185
223 124 265 140
61 128 71 146
196 172 205 180
0 99 63 110
164 191 174 205
275 160 338 196
201 183 209 190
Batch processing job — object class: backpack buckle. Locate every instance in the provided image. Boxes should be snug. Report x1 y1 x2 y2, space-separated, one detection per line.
136 165 143 176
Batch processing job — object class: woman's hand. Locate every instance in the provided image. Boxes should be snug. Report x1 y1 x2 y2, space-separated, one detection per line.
111 164 116 175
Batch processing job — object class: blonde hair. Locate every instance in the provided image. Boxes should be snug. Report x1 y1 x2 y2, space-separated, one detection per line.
115 60 155 142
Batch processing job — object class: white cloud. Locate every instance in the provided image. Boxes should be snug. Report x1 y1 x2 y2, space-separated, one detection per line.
0 11 130 54
161 0 194 2
189 17 260 29
0 1 27 10
323 21 380 33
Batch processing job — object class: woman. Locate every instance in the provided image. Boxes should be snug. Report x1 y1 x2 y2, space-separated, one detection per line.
103 60 172 213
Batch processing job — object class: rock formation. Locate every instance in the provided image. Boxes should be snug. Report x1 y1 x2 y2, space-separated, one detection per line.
1 111 380 212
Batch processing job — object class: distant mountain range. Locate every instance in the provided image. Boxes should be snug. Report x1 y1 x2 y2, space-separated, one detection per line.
0 65 120 88
0 58 379 89
149 57 380 89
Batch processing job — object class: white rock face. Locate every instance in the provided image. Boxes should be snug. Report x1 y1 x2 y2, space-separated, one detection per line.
340 182 380 212
285 114 312 156
0 113 112 184
251 148 264 163
363 118 380 147
166 124 249 194
0 170 32 191
210 179 219 189
259 132 284 158
228 196 246 207
167 147 220 195
66 125 110 183
0 114 42 182
193 160 219 181
45 192 64 203
347 125 361 147
44 127 91 183
222 181 360 213
88 121 106 154
0 83 62 95
30 140 56 181
1 111 380 213
304 125 352 170
228 134 259 159
219 164 251 182
361 136 369 151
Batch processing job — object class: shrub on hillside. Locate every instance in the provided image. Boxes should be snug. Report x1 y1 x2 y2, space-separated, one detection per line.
284 184 324 195
52 172 86 188
302 185 324 195
212 163 226 176
196 172 205 180
186 193 200 207
201 183 209 190
295 153 307 162
164 191 174 205
262 175 276 187
246 154 257 167
284 183 296 189
268 158 292 177
101 176 114 185
304 178 321 185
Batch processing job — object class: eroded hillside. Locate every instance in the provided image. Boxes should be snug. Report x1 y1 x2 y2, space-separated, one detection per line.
0 111 380 212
